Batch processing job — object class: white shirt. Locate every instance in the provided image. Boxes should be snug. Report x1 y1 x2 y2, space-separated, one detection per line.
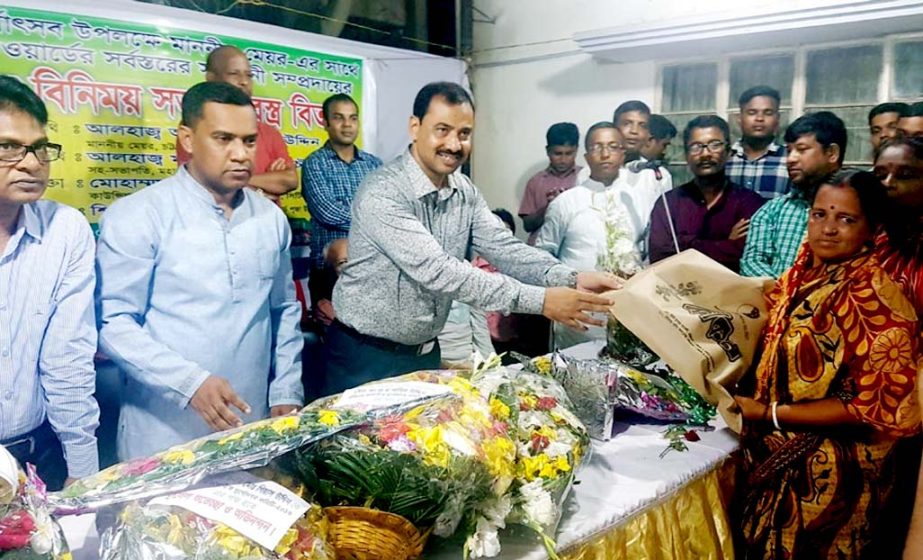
536 175 643 348
575 164 671 260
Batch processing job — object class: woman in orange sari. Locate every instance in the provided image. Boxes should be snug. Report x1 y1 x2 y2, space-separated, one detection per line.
733 170 920 559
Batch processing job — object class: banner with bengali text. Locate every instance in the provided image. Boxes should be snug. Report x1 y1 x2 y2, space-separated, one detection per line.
0 5 364 232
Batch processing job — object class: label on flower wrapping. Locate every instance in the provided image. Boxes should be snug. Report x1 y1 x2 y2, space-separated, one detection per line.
333 381 453 411
149 473 309 551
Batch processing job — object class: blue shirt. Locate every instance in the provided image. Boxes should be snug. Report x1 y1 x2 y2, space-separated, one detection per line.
301 142 382 269
97 166 304 460
0 201 99 478
725 140 791 199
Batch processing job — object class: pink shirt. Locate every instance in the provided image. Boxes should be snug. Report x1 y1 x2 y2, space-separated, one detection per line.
473 256 518 342
518 166 581 245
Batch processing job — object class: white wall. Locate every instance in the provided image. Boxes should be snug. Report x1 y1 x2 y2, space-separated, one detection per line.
468 0 851 221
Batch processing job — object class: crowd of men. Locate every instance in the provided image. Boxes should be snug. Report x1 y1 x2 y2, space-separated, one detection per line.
2 41 923 554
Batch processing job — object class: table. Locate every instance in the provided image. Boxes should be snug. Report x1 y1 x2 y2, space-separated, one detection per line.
60 341 740 559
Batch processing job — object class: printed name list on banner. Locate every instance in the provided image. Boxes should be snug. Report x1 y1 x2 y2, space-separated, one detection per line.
0 6 364 231
149 473 310 551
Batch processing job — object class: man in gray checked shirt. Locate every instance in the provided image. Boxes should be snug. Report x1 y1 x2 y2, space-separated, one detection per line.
323 82 621 394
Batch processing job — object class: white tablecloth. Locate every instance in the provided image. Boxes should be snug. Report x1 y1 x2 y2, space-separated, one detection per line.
60 341 740 559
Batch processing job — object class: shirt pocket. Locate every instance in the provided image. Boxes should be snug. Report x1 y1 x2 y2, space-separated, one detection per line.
256 243 280 281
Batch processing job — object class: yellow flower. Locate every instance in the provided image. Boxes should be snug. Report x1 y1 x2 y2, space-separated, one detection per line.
60 554 74 560
166 514 186 546
161 449 196 465
460 406 492 429
97 467 123 482
518 455 544 481
448 377 481 400
534 425 557 441
531 355 552 375
317 410 339 427
357 433 373 446
520 394 538 410
274 527 298 554
489 397 511 421
271 415 301 434
403 406 426 421
482 436 515 479
408 426 451 468
215 525 258 556
218 431 245 445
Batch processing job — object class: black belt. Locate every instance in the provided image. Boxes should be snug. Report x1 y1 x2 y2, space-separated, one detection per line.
0 423 51 457
333 320 436 356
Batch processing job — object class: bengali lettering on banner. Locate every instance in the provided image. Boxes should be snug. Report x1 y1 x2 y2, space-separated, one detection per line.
0 6 364 230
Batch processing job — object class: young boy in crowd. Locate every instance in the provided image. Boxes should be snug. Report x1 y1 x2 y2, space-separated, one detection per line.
519 122 581 245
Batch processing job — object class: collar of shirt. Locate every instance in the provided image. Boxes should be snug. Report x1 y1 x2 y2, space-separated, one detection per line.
321 141 371 164
581 176 617 193
402 147 461 202
784 185 814 203
730 140 784 161
177 165 245 214
1 202 42 262
678 177 732 205
20 201 43 242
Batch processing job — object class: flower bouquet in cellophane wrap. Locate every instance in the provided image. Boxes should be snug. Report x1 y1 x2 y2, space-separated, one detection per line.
99 470 331 560
0 447 70 560
286 368 516 560
50 407 367 516
470 361 590 560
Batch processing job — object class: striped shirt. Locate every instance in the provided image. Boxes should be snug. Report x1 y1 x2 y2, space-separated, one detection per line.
740 188 812 278
725 141 791 199
334 150 576 346
301 142 382 269
0 201 99 478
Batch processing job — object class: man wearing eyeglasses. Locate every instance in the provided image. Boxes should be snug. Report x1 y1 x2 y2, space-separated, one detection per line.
648 115 765 272
0 75 99 489
537 122 640 348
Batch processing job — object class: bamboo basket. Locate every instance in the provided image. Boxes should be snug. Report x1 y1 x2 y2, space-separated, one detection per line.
324 506 430 560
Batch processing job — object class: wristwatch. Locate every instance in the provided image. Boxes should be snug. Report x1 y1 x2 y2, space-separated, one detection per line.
567 269 578 289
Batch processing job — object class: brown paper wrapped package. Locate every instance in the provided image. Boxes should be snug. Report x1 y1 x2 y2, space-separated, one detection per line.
606 249 774 433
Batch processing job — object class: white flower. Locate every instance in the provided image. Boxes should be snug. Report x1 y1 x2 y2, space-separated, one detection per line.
518 480 556 527
29 509 54 554
465 517 502 558
593 192 641 277
543 440 572 458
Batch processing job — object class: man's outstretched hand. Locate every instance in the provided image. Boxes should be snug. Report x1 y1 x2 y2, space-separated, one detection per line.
576 271 624 293
543 287 614 331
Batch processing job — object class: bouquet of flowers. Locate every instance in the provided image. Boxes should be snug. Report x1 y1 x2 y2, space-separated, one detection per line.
542 353 619 441
593 190 642 280
0 449 70 560
51 407 366 515
100 499 330 560
611 362 716 425
470 364 590 559
287 370 516 559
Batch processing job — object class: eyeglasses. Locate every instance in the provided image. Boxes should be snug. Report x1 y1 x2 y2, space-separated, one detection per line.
687 140 727 155
587 143 626 155
0 142 63 163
